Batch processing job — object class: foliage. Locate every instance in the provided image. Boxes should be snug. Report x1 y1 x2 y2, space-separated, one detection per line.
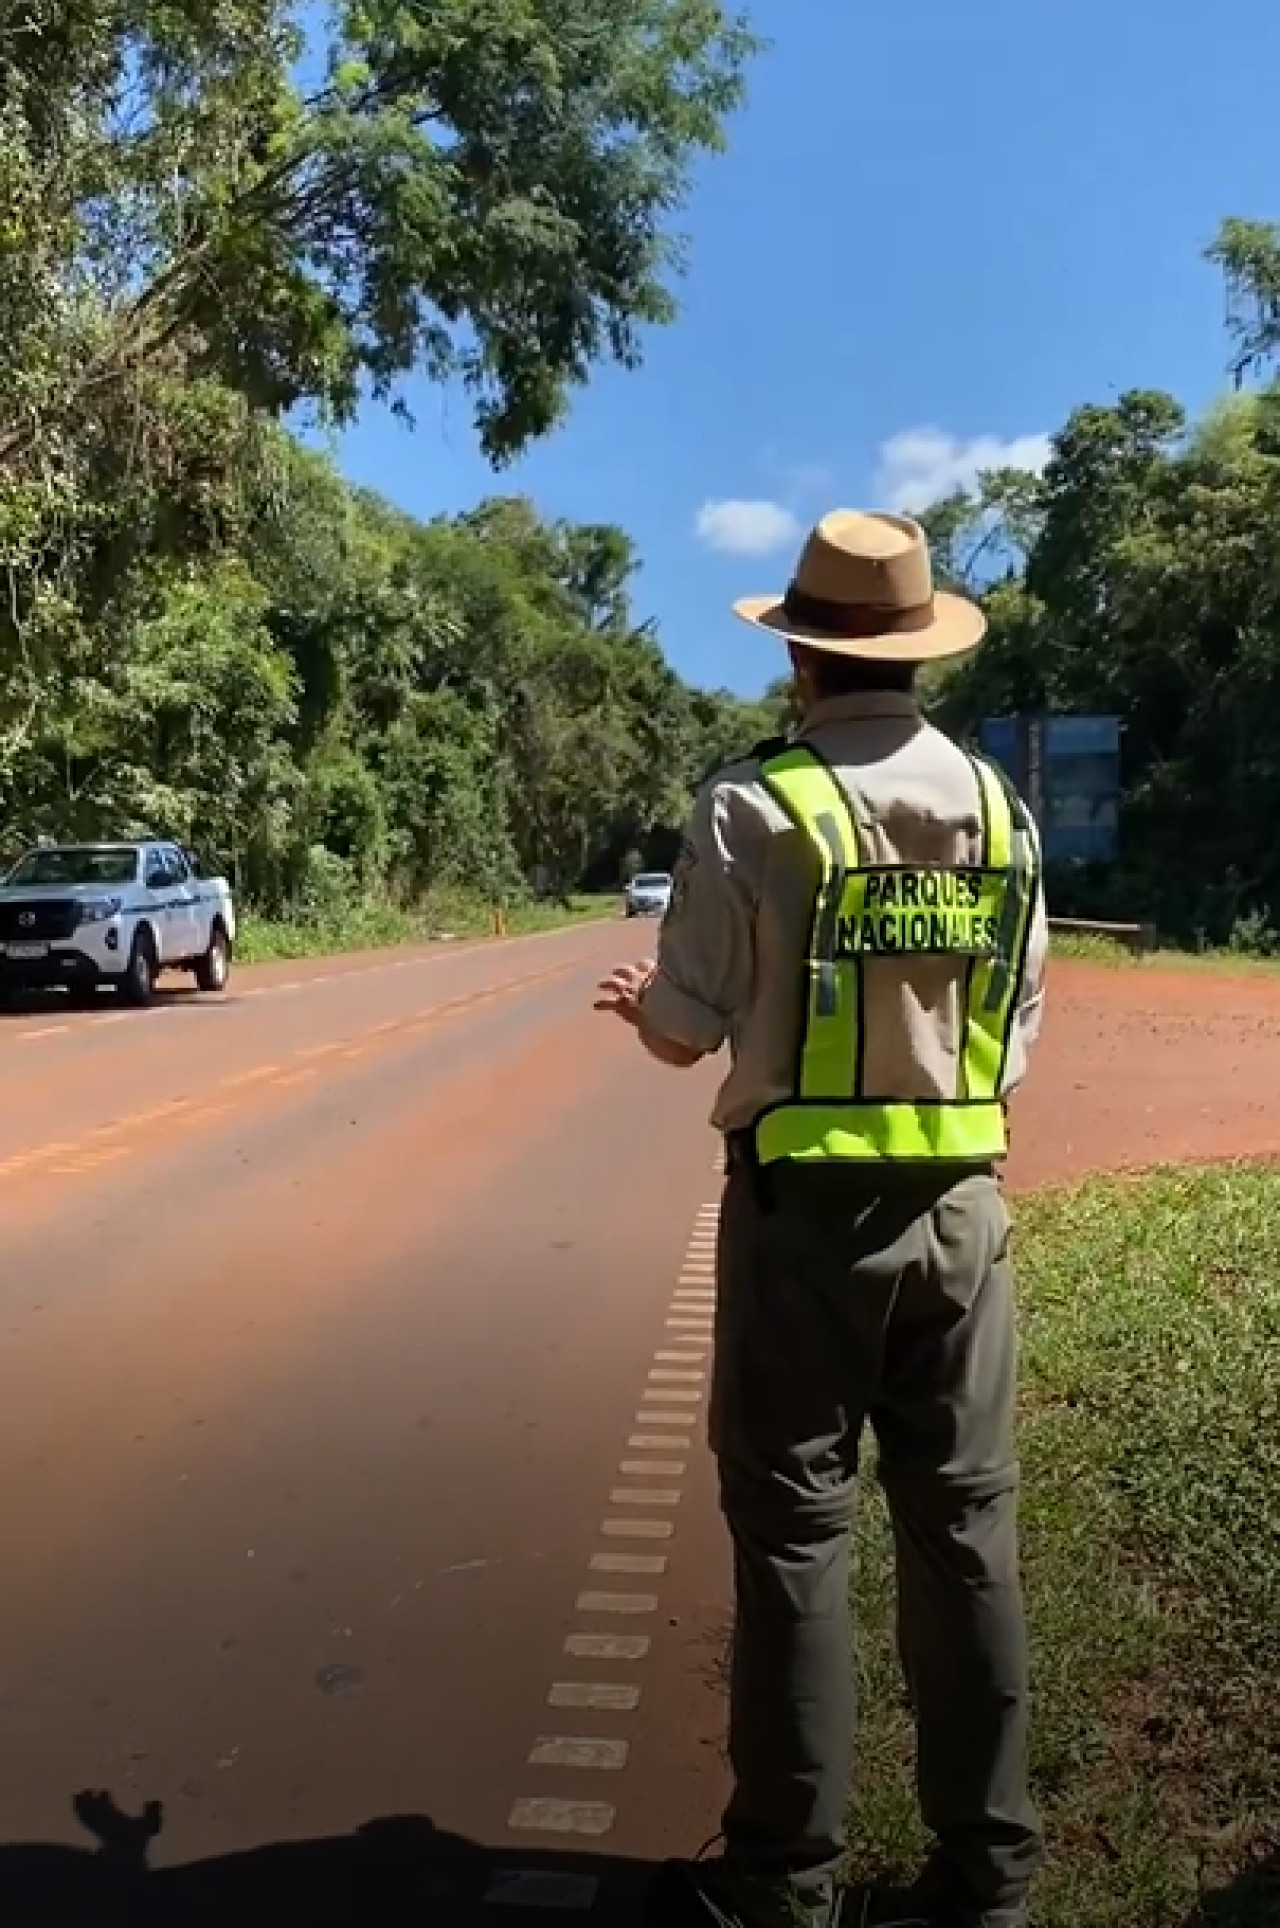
0 451 778 907
849 1164 1280 1927
236 888 615 964
925 219 1280 944
0 0 768 913
0 0 755 457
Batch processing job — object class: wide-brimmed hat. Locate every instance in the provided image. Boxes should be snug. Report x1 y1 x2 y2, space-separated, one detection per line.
734 509 986 661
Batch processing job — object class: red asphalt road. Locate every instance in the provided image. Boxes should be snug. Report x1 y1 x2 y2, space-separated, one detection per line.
7 939 1275 1921
0 922 732 1920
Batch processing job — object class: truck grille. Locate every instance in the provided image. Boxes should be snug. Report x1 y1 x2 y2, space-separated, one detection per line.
0 900 81 942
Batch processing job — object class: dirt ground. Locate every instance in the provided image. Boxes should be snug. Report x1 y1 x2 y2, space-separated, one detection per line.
1007 958 1280 1191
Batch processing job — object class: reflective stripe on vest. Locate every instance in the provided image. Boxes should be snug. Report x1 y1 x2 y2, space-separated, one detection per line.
752 746 1037 1165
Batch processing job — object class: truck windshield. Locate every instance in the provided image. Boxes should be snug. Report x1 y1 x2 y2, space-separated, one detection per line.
6 847 140 887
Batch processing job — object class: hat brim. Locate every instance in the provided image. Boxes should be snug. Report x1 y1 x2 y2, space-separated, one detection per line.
733 589 987 662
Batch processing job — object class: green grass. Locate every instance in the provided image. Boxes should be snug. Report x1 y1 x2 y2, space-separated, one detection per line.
234 889 616 966
1051 931 1280 975
849 1165 1280 1927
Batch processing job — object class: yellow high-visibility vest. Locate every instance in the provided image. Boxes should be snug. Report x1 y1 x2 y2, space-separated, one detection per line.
752 745 1039 1165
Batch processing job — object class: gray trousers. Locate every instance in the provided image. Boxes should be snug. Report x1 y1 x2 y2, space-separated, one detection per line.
710 1161 1042 1926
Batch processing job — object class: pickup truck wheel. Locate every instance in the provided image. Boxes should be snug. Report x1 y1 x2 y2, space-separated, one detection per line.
195 922 230 993
118 929 157 1007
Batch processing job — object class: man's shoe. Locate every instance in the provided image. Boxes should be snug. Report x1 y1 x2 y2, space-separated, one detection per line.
646 1858 842 1928
847 1884 1027 1928
647 1860 746 1928
845 1888 930 1928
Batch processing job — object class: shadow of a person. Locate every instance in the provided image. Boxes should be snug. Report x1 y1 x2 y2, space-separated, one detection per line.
1183 1846 1280 1928
0 1789 652 1928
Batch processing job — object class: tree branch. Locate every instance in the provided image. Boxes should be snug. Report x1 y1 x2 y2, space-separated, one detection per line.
0 134 324 466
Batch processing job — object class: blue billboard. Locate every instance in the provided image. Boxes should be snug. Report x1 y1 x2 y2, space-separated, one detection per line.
978 714 1121 863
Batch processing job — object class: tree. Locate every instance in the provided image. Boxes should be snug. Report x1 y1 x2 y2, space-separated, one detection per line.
1 0 756 464
1209 217 1280 390
1 0 756 861
934 377 1280 944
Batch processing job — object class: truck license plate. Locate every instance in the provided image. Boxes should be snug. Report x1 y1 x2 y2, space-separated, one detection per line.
3 942 47 960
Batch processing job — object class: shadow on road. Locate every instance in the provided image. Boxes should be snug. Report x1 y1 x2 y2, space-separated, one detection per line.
0 1791 652 1928
0 986 232 1022
3 1791 1277 1927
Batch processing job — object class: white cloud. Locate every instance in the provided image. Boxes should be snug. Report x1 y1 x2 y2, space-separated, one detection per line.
875 428 1053 514
694 498 802 557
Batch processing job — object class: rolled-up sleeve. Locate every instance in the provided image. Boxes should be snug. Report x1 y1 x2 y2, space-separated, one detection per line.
1017 881 1048 1054
638 780 757 1057
1006 810 1048 1091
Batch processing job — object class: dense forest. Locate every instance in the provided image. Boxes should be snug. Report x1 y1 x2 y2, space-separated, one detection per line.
10 10 1280 946
930 219 1280 948
0 1 772 916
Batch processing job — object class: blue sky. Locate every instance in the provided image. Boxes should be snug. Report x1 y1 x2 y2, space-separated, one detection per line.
334 0 1280 699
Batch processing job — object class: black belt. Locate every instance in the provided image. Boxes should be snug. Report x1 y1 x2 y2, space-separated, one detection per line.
724 1129 755 1174
724 1129 775 1211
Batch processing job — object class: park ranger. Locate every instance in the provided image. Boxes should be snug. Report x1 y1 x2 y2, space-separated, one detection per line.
595 510 1048 1928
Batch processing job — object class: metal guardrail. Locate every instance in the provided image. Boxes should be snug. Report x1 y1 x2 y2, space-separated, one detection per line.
1049 915 1157 955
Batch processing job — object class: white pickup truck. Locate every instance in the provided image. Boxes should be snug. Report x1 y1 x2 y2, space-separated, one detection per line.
0 841 236 1005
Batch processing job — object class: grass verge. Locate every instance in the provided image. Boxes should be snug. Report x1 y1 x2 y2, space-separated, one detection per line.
1050 931 1280 975
849 1165 1280 1927
234 890 616 966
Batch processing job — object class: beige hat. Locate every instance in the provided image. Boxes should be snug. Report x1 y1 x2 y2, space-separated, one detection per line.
734 509 987 661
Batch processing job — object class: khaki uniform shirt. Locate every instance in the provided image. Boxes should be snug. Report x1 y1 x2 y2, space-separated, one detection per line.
640 692 1048 1135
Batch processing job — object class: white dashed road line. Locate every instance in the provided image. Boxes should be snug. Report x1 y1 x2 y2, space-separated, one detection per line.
508 1798 616 1838
575 1591 660 1615
486 1870 601 1910
590 1552 668 1575
549 1683 642 1712
565 1633 651 1661
600 1519 674 1540
501 1181 722 1889
528 1737 629 1771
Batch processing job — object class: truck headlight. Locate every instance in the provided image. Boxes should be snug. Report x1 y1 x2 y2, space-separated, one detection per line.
77 897 123 926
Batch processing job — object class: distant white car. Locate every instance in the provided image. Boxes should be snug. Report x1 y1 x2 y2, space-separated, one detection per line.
624 871 674 919
0 840 236 1005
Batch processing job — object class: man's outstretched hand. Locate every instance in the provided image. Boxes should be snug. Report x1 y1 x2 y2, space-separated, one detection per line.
595 959 704 1067
594 959 656 1027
